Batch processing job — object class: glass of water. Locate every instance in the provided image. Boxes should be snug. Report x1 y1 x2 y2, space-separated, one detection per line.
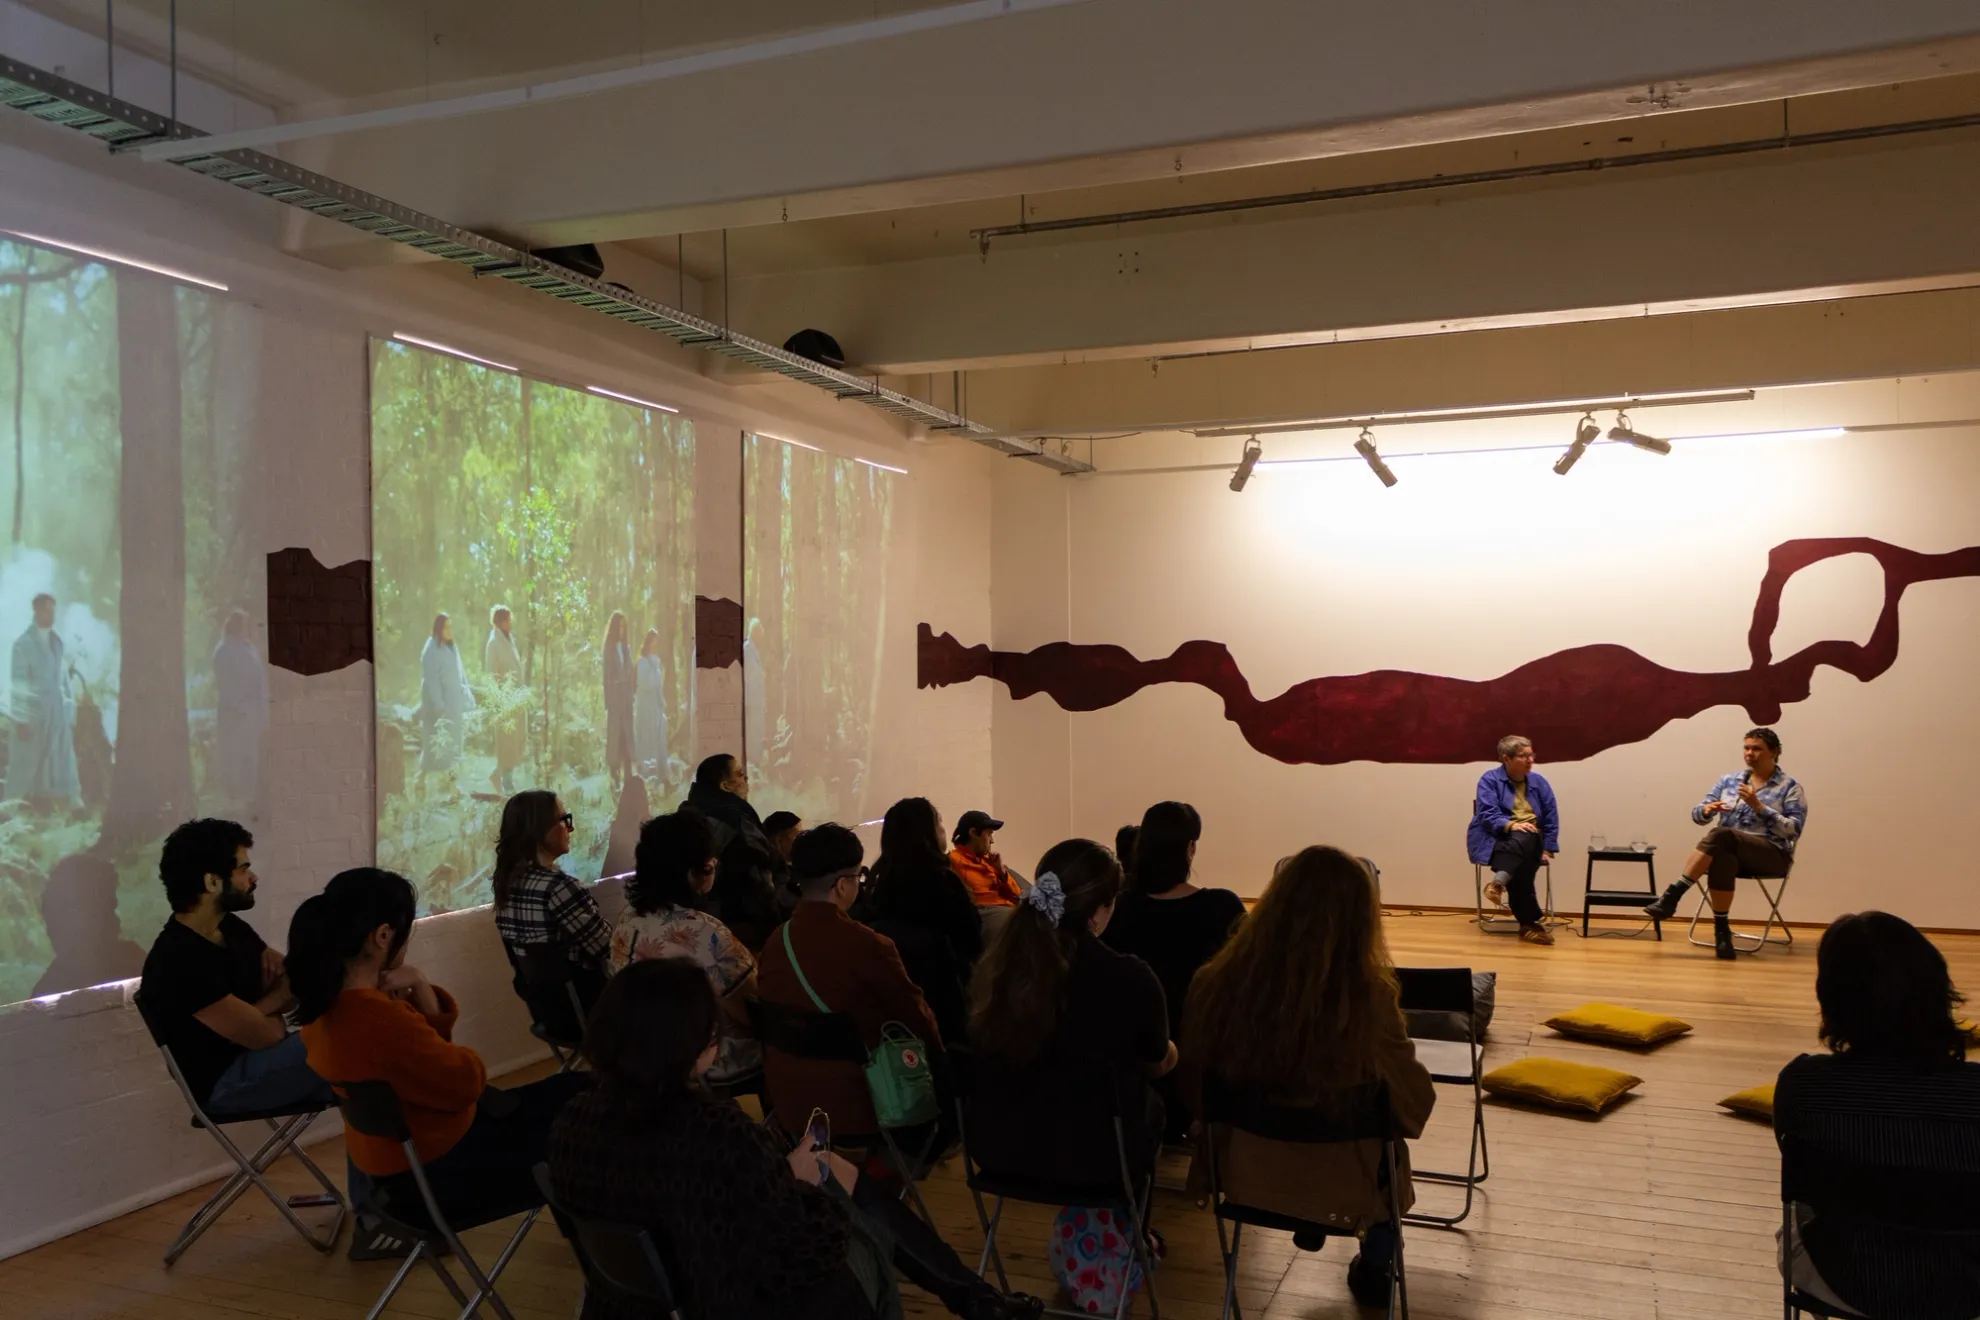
1590 833 1608 852
1631 832 1648 852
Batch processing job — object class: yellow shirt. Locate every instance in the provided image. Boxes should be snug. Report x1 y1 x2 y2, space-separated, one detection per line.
1511 779 1538 826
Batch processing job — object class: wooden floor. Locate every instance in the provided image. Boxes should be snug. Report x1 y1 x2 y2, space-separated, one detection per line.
7 911 1974 1320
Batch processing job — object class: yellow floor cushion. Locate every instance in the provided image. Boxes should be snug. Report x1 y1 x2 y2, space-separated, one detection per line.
1718 1083 1775 1121
1481 1057 1643 1114
1542 1002 1693 1047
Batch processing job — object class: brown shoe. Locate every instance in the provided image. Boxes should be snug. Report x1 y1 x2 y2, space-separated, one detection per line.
1519 924 1555 946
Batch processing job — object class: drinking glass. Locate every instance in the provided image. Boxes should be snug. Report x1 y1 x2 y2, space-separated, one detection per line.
1590 833 1608 852
1631 832 1648 852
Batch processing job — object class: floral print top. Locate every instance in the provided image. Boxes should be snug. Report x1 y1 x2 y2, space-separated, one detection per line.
610 904 762 1083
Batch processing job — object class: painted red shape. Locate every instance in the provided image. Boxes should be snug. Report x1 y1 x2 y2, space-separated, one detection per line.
918 538 1980 764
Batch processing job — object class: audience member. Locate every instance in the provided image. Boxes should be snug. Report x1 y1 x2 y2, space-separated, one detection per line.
862 797 982 1044
492 790 611 1037
548 959 1041 1320
949 810 1020 910
757 824 943 1140
1775 911 1980 1318
292 867 587 1218
763 810 803 864
1467 733 1560 945
968 838 1175 1193
1181 845 1434 1307
610 808 763 1087
136 819 330 1114
1113 824 1139 875
687 753 786 950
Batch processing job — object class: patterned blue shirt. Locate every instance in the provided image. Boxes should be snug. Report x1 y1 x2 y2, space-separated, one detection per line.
1692 767 1808 855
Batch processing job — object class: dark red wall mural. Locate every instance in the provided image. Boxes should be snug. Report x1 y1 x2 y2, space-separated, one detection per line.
919 538 1980 764
266 548 372 676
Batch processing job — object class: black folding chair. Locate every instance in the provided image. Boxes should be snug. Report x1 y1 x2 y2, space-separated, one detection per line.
507 943 589 1071
533 1164 685 1320
1201 1074 1408 1320
1777 1130 1980 1319
1394 967 1486 1228
133 993 347 1266
748 997 940 1225
331 1079 541 1320
957 1063 1162 1320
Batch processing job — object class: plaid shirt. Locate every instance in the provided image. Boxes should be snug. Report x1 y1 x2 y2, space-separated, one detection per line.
495 862 611 966
1692 766 1808 856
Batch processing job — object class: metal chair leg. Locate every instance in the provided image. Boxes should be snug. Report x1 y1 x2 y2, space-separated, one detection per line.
1687 881 1794 952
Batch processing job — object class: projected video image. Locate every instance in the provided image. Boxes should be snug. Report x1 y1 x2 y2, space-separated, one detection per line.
370 340 695 909
742 434 896 824
0 237 269 1008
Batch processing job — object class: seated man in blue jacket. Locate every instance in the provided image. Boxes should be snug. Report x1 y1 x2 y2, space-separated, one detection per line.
1467 734 1560 946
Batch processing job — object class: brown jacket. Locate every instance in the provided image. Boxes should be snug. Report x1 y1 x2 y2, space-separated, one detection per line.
756 899 942 1138
1184 1009 1436 1230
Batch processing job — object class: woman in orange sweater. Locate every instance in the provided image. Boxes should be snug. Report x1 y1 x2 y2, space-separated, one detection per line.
290 868 588 1216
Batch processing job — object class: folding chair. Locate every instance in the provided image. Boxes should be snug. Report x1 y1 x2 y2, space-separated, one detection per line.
1687 867 1794 954
1471 860 1552 933
533 1164 685 1320
507 943 589 1071
331 1079 541 1320
1394 967 1486 1228
956 1063 1161 1320
1777 1130 1980 1319
133 994 347 1266
1201 1074 1408 1320
748 998 940 1226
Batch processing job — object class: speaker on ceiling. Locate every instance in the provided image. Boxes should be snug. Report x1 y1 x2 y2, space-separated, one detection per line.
783 328 847 369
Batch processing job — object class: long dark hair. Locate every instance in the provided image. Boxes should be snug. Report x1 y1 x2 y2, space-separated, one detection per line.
1185 847 1392 1101
430 612 452 645
1130 800 1201 895
493 789 561 908
584 958 719 1114
969 839 1123 1067
1817 911 1967 1066
869 796 949 914
628 809 717 916
287 868 417 1025
603 610 628 654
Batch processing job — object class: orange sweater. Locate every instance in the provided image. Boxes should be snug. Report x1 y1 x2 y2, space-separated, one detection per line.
950 848 1020 907
299 986 486 1175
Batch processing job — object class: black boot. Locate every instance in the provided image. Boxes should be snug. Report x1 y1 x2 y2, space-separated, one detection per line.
1643 879 1693 921
1713 911 1737 960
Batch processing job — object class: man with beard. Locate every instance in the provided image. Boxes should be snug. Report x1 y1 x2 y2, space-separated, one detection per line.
136 819 331 1115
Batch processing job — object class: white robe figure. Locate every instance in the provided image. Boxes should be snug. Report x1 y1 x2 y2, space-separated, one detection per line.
6 625 79 804
212 634 270 809
418 636 476 774
633 652 668 773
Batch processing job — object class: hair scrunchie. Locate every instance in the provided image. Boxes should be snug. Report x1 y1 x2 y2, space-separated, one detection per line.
1023 870 1067 923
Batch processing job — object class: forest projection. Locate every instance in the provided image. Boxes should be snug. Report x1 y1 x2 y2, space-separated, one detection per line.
742 435 896 825
370 340 695 908
0 237 268 1009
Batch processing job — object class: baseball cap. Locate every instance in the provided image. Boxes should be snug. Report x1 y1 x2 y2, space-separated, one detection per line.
953 810 1004 844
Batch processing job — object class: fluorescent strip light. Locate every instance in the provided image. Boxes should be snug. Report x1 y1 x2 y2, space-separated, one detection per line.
1667 427 1846 443
4 229 228 291
856 457 909 474
586 384 679 413
391 332 516 373
760 433 822 452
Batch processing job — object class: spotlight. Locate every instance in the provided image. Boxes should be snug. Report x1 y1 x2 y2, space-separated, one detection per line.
1553 413 1601 475
1353 428 1398 487
1609 411 1672 454
1229 437 1261 492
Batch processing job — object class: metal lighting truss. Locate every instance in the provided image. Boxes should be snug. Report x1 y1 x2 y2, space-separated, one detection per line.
0 53 1090 474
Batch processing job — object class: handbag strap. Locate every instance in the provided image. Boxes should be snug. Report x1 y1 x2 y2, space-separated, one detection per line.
781 922 834 1015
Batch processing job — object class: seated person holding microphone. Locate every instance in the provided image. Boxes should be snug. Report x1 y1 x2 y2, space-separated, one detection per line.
1643 727 1807 960
1467 735 1559 946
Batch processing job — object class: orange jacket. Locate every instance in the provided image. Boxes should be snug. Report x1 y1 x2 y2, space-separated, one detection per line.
300 986 485 1175
949 847 1020 907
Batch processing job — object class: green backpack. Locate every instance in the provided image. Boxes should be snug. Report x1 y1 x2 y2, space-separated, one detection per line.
781 923 938 1129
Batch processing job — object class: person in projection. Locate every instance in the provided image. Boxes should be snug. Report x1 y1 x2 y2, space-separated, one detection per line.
601 611 635 792
742 618 767 783
484 605 525 793
212 609 270 814
32 853 145 997
633 627 669 779
417 612 475 780
6 592 80 811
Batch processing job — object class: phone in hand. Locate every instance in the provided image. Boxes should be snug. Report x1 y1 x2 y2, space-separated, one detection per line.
804 1108 831 1185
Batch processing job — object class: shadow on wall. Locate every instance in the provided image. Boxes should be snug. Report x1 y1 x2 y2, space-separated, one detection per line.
919 537 1980 764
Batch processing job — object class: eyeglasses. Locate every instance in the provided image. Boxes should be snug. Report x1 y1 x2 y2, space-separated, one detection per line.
557 813 575 829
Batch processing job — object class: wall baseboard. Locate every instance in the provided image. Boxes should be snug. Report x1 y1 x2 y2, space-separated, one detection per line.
1379 901 1980 936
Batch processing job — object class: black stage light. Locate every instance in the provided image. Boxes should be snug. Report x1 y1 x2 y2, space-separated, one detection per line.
1553 413 1602 475
1609 411 1672 454
1229 437 1262 491
1354 428 1398 487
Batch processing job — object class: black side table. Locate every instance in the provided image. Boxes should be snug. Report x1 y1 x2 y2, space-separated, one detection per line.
1582 847 1661 939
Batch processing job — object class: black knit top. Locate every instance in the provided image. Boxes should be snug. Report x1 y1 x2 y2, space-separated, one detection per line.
547 1086 870 1320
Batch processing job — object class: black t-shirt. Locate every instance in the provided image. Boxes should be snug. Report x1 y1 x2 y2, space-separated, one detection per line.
1101 887 1247 1026
970 937 1171 1188
137 914 270 1101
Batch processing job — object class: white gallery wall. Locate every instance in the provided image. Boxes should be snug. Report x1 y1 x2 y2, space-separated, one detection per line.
986 379 1980 932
